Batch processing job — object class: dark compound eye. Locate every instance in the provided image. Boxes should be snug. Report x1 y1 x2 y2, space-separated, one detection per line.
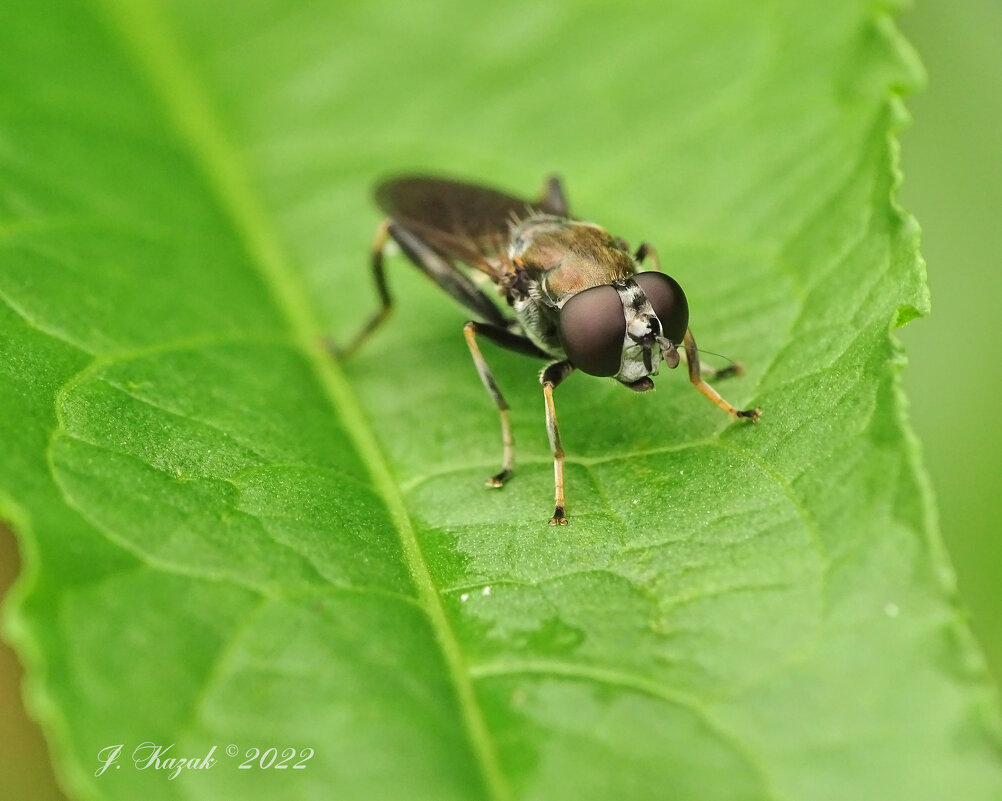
634 272 688 344
558 284 625 376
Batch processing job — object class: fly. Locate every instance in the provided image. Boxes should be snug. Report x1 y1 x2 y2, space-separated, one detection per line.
334 175 761 525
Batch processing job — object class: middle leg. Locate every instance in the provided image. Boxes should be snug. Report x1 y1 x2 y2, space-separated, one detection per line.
464 321 550 488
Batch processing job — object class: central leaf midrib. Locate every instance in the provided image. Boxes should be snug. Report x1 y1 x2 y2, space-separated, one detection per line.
92 1 509 798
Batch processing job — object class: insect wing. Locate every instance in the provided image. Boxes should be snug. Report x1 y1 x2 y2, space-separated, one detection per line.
375 177 539 276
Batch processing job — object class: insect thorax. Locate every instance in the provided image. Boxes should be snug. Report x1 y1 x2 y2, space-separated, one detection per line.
506 216 638 358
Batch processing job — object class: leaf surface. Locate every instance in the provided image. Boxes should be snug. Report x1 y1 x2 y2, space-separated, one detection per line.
1 1 1000 800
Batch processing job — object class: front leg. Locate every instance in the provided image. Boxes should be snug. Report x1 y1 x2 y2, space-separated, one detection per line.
683 328 761 421
541 361 575 525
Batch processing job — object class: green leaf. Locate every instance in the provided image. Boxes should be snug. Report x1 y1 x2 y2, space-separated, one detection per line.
1 1 1000 800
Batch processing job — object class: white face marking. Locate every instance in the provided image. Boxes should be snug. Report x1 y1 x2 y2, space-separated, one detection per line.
611 280 673 383
617 339 660 382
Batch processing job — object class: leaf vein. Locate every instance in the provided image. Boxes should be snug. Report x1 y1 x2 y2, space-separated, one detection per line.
470 658 782 801
90 2 511 797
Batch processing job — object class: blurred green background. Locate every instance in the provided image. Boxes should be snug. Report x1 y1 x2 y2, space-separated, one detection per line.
898 0 1002 682
1 2 999 799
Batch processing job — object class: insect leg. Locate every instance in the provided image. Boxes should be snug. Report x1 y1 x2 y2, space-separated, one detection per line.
703 362 743 380
677 348 744 381
333 220 512 359
329 221 394 358
539 175 569 217
464 322 551 489
541 360 575 525
682 328 761 421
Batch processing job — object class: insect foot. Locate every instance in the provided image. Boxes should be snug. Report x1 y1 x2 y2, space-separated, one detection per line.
549 506 568 526
737 408 762 422
713 362 744 380
486 470 511 488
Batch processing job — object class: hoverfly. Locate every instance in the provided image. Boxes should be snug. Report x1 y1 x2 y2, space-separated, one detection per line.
336 175 760 525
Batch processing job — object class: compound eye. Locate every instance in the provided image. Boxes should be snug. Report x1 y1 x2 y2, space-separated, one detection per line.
634 272 689 344
558 285 625 376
